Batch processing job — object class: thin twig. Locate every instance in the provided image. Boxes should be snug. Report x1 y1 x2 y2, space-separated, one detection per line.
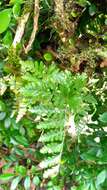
25 0 39 54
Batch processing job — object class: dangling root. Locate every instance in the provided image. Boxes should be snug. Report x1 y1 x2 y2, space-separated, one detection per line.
13 12 30 48
13 0 39 54
66 114 77 142
25 0 40 54
54 0 75 42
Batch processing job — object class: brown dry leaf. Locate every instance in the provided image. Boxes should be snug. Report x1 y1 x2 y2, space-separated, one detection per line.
0 160 6 169
3 167 14 174
71 64 80 72
100 59 107 68
31 182 36 190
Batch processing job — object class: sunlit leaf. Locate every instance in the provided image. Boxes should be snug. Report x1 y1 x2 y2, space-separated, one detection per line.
44 52 53 62
0 173 14 181
14 135 29 147
0 9 11 33
13 3 21 18
15 166 27 176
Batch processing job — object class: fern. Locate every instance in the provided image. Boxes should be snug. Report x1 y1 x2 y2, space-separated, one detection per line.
2 60 93 178
40 143 62 154
39 130 63 142
16 103 27 123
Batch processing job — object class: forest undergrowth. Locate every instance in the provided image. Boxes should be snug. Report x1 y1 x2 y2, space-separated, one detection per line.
0 0 107 189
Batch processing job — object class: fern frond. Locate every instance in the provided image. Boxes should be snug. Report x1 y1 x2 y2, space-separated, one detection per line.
39 155 60 169
37 120 64 130
39 130 63 142
16 103 27 123
43 165 60 178
0 78 7 95
2 60 92 180
40 143 63 154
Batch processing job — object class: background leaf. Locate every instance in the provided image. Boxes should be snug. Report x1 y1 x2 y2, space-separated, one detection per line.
24 176 31 190
96 170 107 188
10 176 21 190
99 112 107 123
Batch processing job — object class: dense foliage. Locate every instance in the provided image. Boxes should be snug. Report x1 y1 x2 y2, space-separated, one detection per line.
0 0 107 189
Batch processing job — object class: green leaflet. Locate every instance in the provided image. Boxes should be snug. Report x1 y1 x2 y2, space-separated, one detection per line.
89 4 97 16
15 165 27 176
4 117 11 128
14 135 29 147
3 31 13 47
